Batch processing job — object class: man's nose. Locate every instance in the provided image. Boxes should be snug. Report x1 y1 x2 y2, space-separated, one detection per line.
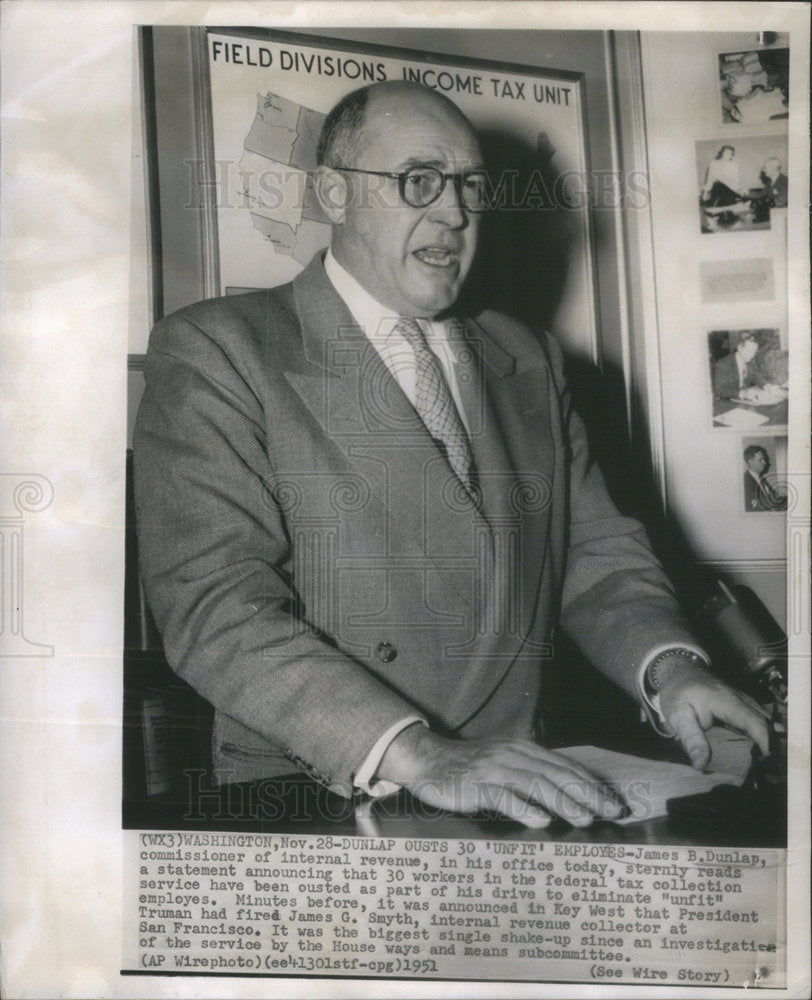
427 177 467 227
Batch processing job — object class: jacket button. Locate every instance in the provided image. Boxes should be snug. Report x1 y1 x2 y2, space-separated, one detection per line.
376 641 397 663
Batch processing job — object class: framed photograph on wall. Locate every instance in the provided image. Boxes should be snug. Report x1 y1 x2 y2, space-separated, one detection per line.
707 327 788 430
696 134 788 234
739 434 789 514
718 45 789 125
192 27 599 360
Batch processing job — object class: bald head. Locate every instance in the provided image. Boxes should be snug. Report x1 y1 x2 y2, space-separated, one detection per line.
762 157 783 180
317 81 479 170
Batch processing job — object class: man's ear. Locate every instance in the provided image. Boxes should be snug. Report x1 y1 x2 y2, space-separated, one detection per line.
314 165 349 224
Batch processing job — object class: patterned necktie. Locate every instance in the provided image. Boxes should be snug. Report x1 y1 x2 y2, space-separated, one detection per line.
395 317 474 494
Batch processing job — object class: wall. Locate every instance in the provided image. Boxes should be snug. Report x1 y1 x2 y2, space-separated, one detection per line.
639 31 792 623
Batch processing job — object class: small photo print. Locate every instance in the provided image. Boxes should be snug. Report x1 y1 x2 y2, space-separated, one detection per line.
708 329 788 430
719 47 789 125
696 135 788 234
740 436 788 514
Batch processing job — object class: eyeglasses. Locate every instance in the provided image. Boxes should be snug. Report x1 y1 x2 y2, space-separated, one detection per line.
330 164 491 212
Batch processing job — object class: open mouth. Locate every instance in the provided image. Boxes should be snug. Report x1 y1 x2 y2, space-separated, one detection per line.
413 247 460 268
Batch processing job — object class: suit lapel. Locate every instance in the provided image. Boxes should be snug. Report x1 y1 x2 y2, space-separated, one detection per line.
453 317 556 661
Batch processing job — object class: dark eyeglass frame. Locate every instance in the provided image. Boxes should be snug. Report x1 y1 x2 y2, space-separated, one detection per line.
329 164 491 212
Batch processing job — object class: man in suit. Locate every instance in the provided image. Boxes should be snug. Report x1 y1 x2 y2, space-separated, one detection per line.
712 331 765 401
743 445 788 512
135 82 768 828
760 157 788 208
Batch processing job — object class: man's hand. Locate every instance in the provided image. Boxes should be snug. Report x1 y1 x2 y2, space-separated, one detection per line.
376 724 627 829
655 658 771 769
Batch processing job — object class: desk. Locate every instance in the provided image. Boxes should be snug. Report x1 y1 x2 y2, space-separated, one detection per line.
124 728 785 849
124 777 783 848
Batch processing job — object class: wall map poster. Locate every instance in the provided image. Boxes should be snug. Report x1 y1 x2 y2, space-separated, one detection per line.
204 29 598 357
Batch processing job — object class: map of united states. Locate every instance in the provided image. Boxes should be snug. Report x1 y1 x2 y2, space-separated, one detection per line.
239 92 331 264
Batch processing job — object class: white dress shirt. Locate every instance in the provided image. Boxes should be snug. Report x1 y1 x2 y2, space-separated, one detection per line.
737 353 748 390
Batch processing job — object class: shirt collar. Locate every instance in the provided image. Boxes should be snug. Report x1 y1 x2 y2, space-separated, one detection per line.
324 248 439 341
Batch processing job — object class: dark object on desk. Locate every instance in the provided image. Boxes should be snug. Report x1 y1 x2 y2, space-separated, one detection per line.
667 581 788 846
697 580 787 704
749 195 772 225
666 746 786 846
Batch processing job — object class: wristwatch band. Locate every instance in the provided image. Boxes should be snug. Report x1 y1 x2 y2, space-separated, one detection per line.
647 647 707 693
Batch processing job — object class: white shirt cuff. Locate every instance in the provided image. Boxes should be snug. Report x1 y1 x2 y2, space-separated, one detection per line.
354 716 427 799
636 643 710 737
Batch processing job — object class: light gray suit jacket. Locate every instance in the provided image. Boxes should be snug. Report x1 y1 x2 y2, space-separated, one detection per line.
134 253 698 792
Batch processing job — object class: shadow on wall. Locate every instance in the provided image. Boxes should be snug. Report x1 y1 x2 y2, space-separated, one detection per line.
459 126 736 623
459 127 577 331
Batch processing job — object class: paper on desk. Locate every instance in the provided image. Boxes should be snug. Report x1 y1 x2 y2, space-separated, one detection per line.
714 407 770 428
557 744 747 825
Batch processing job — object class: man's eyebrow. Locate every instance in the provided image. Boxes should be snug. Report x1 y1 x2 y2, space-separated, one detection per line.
395 156 487 172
